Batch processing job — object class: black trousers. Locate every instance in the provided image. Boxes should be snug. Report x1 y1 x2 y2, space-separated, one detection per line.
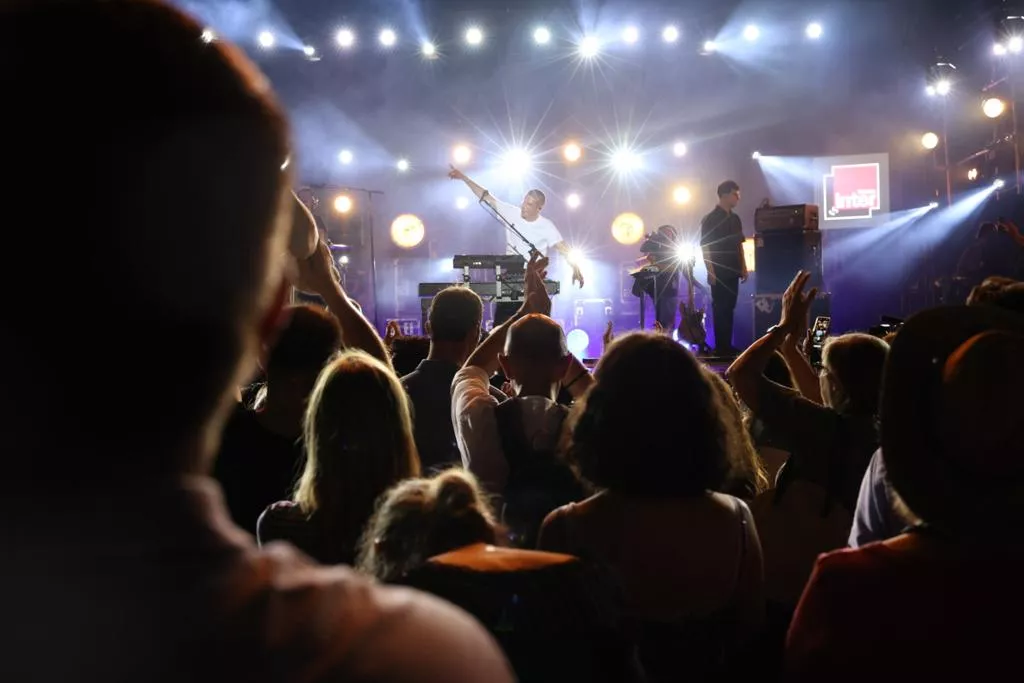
710 276 739 352
655 294 678 331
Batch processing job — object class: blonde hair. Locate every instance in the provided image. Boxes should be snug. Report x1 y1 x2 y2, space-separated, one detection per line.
704 368 770 497
357 469 499 582
293 350 421 562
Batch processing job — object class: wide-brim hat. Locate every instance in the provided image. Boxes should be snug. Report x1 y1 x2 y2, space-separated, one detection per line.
881 304 1024 531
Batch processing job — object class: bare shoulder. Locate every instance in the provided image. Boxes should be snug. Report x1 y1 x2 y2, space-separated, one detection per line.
249 543 513 682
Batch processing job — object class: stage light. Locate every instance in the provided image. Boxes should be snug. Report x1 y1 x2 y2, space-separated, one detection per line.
421 41 437 58
611 212 645 245
452 144 472 164
611 147 642 174
501 148 533 178
303 45 316 57
533 26 551 45
1011 36 1024 53
379 28 397 47
928 201 940 209
566 193 582 209
921 132 939 150
563 142 583 163
391 214 425 249
579 35 601 58
925 85 937 97
338 149 354 165
968 167 979 181
743 25 760 42
465 26 484 46
702 40 717 54
935 79 951 96
565 329 590 359
396 158 410 172
333 195 353 214
257 30 275 48
672 185 692 205
622 26 640 44
662 25 680 43
994 42 1008 56
751 150 762 160
339 254 350 266
675 243 697 263
806 22 823 39
566 248 586 267
672 141 688 157
983 97 1006 118
201 28 216 43
455 197 470 210
742 238 755 272
994 178 1006 189
336 28 356 49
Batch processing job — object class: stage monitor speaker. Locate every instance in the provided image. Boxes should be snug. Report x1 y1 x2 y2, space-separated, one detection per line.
752 292 832 339
754 230 823 294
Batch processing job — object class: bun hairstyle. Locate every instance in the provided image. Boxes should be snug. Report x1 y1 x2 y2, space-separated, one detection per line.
357 469 500 582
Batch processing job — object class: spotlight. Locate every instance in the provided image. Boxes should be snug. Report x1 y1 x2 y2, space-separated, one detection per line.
928 201 940 209
566 248 586 267
662 25 680 43
339 254 350 266
611 212 645 245
565 328 590 358
201 28 216 43
303 45 316 57
336 28 356 49
743 24 760 42
1011 36 1024 53
533 26 551 45
610 147 642 174
563 142 583 163
379 28 397 47
702 40 717 54
421 41 437 58
465 26 484 46
566 193 582 209
968 167 979 181
994 178 1006 189
672 185 692 205
994 42 1008 56
925 85 937 97
333 195 353 214
452 144 472 165
805 22 823 39
500 148 533 178
455 197 470 210
672 141 688 157
257 30 275 48
983 97 1006 118
338 149 354 165
935 79 951 96
921 132 939 150
390 214 425 249
622 26 640 44
751 150 762 160
396 158 410 172
675 243 697 263
579 35 601 58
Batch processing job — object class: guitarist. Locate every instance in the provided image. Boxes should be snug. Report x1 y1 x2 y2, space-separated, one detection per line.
639 225 681 330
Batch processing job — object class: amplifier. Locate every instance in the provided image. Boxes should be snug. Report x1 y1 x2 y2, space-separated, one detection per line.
417 280 560 299
755 204 819 232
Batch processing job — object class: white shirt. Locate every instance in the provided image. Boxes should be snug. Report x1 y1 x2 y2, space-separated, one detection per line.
493 199 564 257
451 366 567 493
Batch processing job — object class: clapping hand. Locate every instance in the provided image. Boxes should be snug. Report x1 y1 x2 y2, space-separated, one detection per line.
780 271 818 336
520 251 551 316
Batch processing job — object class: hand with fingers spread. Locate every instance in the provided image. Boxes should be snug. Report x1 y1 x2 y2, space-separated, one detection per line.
780 271 818 336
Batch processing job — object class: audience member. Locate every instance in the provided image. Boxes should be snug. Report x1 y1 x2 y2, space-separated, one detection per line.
704 369 770 499
1 3 511 680
259 350 421 564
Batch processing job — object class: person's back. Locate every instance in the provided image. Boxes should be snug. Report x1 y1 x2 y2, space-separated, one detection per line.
1 3 510 681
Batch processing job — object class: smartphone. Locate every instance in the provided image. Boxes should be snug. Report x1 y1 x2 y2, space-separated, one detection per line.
811 316 831 349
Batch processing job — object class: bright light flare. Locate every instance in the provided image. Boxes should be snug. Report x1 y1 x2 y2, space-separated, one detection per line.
743 24 760 42
455 197 470 210
928 201 940 209
610 147 643 174
935 79 951 96
396 158 410 172
566 248 586 267
806 22 823 39
579 35 601 58
339 254 350 265
500 148 533 178
672 141 688 157
675 243 698 263
421 41 437 58
465 26 484 46
1011 36 1024 53
390 214 426 249
994 42 1008 56
566 329 590 358
533 26 551 45
983 97 1006 118
379 28 397 47
334 195 353 214
662 25 680 43
622 26 640 44
338 149 354 165
452 144 472 165
968 167 979 181
611 212 645 245
257 30 275 48
303 45 316 57
336 28 356 49
566 193 582 209
563 142 583 163
751 150 762 160
201 28 216 43
994 178 1006 189
702 40 717 54
921 132 939 150
672 186 692 205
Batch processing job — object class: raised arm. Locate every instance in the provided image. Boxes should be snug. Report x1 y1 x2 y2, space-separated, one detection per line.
288 190 320 261
448 166 497 210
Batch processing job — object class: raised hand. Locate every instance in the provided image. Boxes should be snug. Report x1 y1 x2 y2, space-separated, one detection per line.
521 252 552 316
448 165 465 181
602 320 614 348
294 239 341 296
572 265 585 288
780 271 818 336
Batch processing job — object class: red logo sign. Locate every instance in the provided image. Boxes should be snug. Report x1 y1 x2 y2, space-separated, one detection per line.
823 163 881 220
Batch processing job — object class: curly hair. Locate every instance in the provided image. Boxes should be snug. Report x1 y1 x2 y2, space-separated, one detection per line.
703 368 769 498
567 332 732 497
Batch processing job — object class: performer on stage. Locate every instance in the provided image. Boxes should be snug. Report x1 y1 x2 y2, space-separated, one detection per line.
700 180 748 356
638 225 682 330
448 165 584 288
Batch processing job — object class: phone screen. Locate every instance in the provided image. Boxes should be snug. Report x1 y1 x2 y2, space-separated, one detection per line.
811 316 831 348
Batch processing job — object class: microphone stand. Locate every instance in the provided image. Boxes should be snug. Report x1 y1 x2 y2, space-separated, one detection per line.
478 197 541 258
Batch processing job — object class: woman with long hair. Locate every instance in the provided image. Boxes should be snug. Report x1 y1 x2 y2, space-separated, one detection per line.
258 350 420 564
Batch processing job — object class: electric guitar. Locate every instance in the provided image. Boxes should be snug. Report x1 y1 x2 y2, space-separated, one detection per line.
678 260 711 354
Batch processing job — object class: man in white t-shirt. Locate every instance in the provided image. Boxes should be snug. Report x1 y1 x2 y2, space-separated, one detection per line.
448 166 584 288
